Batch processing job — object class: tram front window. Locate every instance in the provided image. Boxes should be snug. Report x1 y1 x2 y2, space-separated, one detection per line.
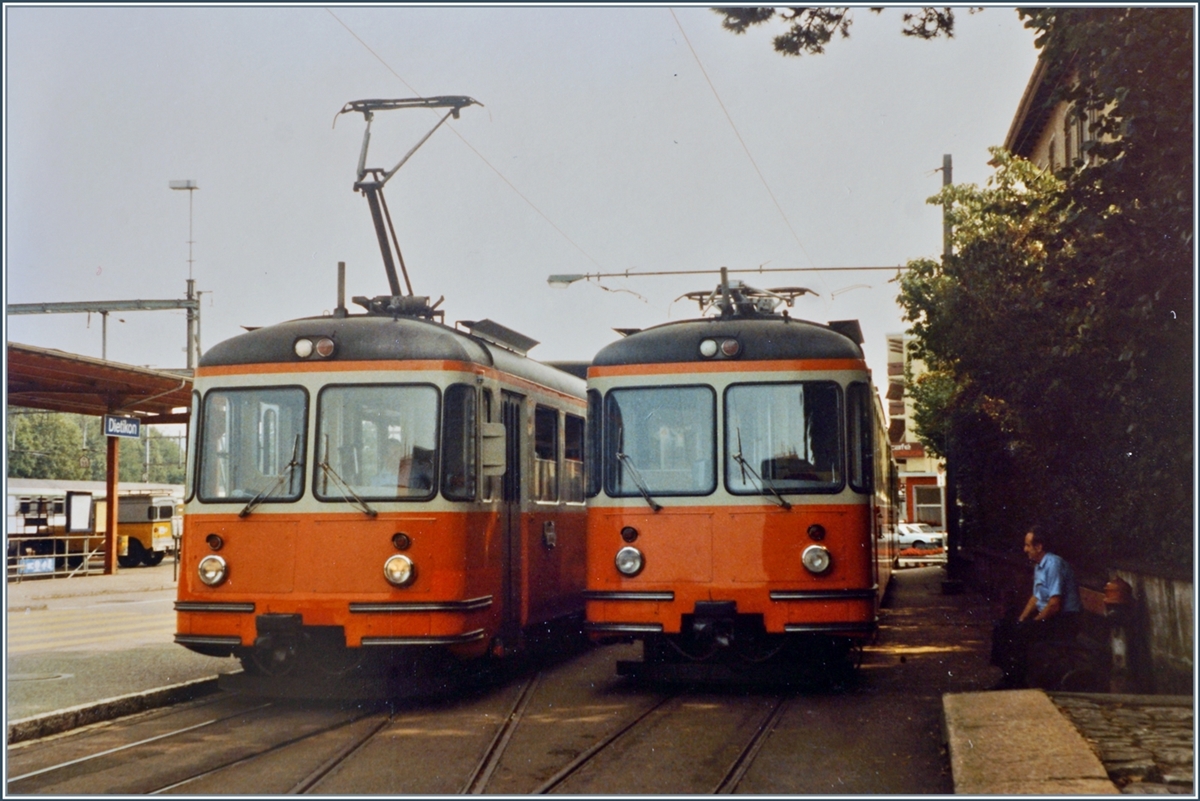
198 387 308 502
603 386 716 497
725 382 843 494
316 385 439 501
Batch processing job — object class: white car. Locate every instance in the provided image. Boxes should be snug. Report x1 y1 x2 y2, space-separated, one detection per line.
896 522 945 550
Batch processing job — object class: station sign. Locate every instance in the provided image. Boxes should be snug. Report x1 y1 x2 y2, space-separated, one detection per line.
104 414 141 439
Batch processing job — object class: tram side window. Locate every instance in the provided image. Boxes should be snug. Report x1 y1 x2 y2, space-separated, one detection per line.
198 387 307 502
585 390 602 497
847 382 874 494
533 406 559 502
725 382 843 495
315 384 439 501
442 385 478 502
563 413 585 504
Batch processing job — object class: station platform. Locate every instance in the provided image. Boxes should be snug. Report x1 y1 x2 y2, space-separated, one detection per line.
6 562 1192 794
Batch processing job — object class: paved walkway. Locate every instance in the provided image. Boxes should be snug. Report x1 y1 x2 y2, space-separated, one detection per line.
1052 693 1194 795
6 560 238 737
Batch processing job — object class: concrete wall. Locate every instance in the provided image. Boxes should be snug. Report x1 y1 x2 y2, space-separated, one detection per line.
1115 569 1194 695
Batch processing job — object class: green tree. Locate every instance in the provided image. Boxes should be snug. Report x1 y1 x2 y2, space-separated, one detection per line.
714 7 962 56
896 12 1193 571
7 411 90 480
723 7 1194 572
7 409 187 485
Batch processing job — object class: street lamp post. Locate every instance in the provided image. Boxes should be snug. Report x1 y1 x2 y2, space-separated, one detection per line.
169 180 199 369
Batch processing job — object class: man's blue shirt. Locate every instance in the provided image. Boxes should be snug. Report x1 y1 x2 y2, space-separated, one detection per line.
1033 552 1082 613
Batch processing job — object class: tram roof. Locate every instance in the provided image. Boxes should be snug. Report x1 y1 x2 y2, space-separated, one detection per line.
199 315 585 398
6 342 192 423
591 315 864 367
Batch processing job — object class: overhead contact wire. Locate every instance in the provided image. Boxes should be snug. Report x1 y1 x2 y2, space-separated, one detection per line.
669 9 821 280
326 8 606 271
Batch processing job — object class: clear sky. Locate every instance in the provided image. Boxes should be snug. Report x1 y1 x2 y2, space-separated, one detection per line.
4 5 1039 395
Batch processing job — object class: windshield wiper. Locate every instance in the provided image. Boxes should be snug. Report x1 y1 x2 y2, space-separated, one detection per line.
240 436 302 518
317 436 377 518
617 451 662 512
732 429 792 511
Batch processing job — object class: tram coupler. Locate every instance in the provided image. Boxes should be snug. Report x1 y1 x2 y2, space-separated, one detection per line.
252 613 304 673
688 601 737 649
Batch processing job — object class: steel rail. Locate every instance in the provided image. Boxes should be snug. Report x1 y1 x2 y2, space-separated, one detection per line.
287 714 393 794
713 695 790 793
531 692 682 794
460 672 543 794
146 710 387 796
7 701 273 785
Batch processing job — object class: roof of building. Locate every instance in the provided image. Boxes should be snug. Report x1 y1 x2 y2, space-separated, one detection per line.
6 342 192 422
1004 56 1054 157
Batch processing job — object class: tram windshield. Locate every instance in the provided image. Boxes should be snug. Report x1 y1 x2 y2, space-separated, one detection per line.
725 382 843 494
198 387 308 502
604 386 716 496
315 384 439 501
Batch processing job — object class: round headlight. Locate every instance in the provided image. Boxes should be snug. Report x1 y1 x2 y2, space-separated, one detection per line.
699 339 718 358
615 546 644 577
198 555 227 586
384 554 416 587
801 545 832 575
293 338 314 358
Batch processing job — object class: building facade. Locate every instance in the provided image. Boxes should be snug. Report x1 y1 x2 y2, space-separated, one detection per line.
885 333 945 527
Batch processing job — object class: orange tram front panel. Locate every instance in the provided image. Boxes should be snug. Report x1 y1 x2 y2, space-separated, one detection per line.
174 311 590 672
584 503 878 638
177 511 499 657
579 297 899 664
177 506 586 658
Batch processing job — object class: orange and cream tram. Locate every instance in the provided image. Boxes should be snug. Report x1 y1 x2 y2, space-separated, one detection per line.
174 300 588 686
175 96 588 690
582 274 898 682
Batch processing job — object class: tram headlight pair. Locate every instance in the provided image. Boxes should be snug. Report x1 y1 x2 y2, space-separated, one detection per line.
699 338 741 358
384 554 416 587
615 546 644 577
801 545 832 575
293 337 336 359
198 555 228 587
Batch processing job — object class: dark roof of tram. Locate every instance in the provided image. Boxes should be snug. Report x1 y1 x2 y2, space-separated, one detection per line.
200 314 584 398
591 314 864 367
6 342 193 421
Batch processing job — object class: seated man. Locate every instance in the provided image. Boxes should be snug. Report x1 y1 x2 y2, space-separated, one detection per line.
990 526 1082 689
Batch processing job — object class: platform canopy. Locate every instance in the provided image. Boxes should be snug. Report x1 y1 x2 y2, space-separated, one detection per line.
6 342 192 424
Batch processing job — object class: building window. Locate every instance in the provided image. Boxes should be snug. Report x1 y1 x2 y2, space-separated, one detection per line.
914 485 944 527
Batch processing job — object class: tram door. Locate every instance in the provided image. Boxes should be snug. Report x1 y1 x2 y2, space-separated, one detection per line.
500 392 524 643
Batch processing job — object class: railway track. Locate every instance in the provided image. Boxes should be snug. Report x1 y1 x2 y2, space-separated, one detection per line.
7 568 990 794
7 645 793 795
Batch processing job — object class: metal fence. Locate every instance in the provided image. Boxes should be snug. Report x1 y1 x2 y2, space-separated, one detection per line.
7 532 107 581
